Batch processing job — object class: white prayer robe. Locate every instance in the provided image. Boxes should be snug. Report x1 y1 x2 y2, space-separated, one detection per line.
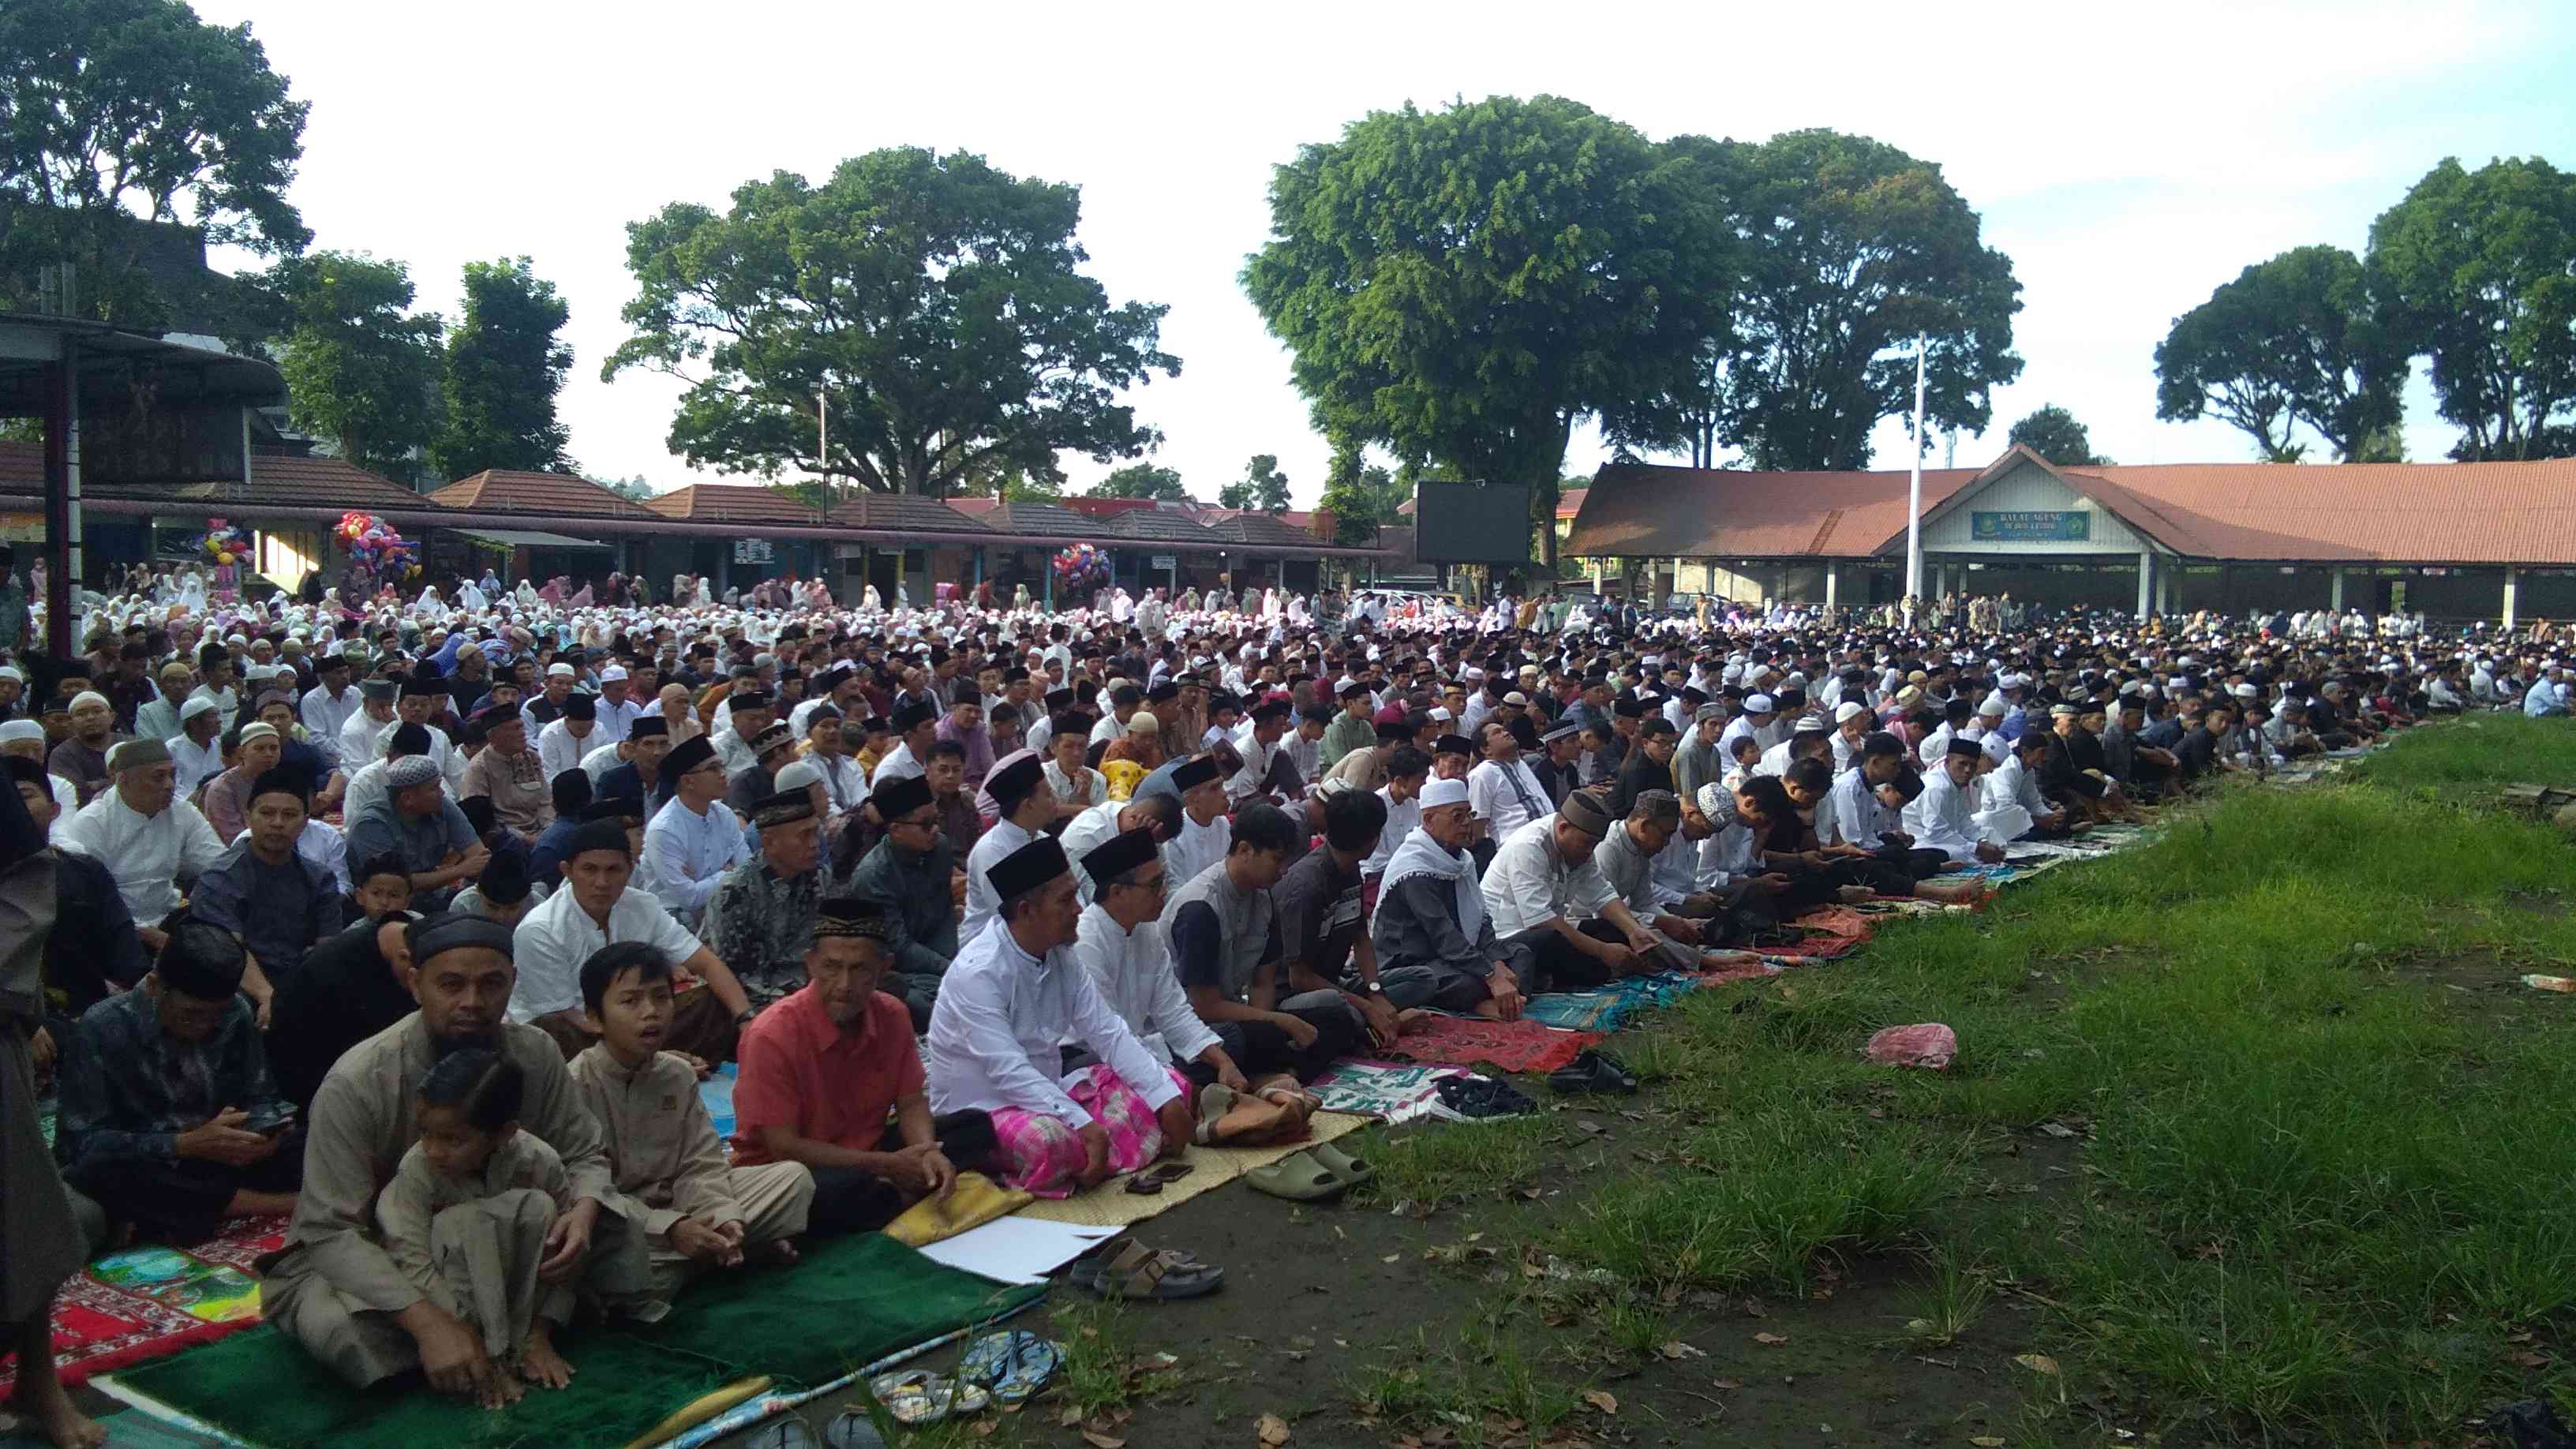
59 790 226 923
1073 903 1221 1068
1901 769 1983 863
957 817 1038 947
638 796 751 927
1466 756 1549 841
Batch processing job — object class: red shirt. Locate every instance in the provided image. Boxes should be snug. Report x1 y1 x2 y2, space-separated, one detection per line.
729 985 923 1165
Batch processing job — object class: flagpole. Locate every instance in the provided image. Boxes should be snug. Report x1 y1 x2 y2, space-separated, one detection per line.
1904 334 1927 604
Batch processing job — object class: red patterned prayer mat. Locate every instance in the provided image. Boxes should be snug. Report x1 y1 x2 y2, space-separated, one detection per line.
0 1215 287 1396
1393 1013 1601 1074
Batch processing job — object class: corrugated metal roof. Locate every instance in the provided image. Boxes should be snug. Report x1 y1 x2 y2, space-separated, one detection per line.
1567 450 2576 566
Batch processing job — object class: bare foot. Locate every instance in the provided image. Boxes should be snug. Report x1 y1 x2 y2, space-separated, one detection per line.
1836 885 1874 904
518 1323 575 1391
747 1237 800 1267
483 1372 526 1410
226 1189 297 1219
1473 999 1506 1020
1395 1008 1434 1031
11 1372 106 1449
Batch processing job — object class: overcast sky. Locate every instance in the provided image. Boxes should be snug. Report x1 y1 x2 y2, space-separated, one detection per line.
193 0 2575 502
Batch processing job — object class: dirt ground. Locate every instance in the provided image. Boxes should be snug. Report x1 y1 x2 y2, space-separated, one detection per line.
723 1108 2089 1449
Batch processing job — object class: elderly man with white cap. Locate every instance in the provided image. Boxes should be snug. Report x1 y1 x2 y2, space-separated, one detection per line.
167 694 227 798
593 665 642 743
1368 776 1531 1018
60 736 228 948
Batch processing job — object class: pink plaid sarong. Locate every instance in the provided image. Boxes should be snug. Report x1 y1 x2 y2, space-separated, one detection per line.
989 1064 1192 1198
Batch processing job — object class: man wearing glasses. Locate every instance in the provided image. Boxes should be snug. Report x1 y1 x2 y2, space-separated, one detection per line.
1069 827 1249 1092
842 773 960 1031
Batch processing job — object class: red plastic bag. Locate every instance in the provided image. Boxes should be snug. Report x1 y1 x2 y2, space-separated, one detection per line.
1865 1023 1957 1070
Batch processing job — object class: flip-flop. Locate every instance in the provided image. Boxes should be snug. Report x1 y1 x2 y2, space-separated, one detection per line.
994 1331 1065 1406
867 1368 953 1425
1305 1140 1374 1185
959 1329 1017 1385
821 1410 886 1449
1548 1048 1639 1095
1245 1149 1350 1201
751 1421 823 1449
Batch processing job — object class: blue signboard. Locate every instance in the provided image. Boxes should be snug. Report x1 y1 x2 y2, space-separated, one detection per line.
1971 510 2091 542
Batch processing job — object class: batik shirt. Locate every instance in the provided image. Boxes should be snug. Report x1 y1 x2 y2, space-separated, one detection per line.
57 987 284 1170
701 859 822 1005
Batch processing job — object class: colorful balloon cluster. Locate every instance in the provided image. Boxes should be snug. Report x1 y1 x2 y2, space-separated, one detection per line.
338 511 420 579
1052 541 1108 596
195 517 251 567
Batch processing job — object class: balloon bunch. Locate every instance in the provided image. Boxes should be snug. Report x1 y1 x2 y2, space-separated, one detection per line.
1052 541 1108 596
196 517 252 567
337 511 420 579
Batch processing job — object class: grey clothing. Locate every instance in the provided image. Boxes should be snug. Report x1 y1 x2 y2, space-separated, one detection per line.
1160 862 1278 1002
1 851 83 1323
262 1013 620 1387
343 797 479 910
843 835 960 992
1371 871 1527 1010
191 841 346 983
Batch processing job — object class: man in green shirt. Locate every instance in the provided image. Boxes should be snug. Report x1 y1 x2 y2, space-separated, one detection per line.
1318 680 1376 770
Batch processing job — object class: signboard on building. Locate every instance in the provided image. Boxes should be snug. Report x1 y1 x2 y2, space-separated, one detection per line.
731 538 775 564
0 512 43 544
1150 555 1176 571
1971 510 2090 543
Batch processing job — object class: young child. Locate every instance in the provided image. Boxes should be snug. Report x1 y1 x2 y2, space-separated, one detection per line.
349 851 415 923
373 1050 576 1409
567 942 813 1301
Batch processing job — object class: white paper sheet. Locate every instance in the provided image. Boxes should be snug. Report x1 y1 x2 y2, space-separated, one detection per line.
916 1216 1120 1286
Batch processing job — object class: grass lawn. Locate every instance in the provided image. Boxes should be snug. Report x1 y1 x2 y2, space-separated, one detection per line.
1341 714 2576 1446
721 717 2576 1448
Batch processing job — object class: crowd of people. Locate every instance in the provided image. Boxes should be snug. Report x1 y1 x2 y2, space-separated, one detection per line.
2 552 2557 1444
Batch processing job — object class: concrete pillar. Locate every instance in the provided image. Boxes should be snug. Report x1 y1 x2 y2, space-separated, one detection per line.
2155 564 2170 616
1824 563 1840 608
2330 566 2345 612
2137 549 2154 621
2505 566 2520 631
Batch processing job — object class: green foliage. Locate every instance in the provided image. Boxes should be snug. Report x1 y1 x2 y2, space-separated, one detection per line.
2006 403 2111 466
267 251 444 481
1216 452 1290 513
593 474 653 501
1316 447 1406 545
998 470 1065 502
1712 128 2024 470
2153 244 2409 462
2368 156 2576 461
0 0 308 329
1090 462 1192 502
1242 95 1739 564
606 147 1179 498
432 256 575 478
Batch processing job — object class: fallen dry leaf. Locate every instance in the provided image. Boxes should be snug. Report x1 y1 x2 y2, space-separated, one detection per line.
1713 1377 1743 1390
1971 1438 2007 1447
1060 1406 1086 1428
2014 1353 2062 1375
1080 1432 1125 1449
1582 1389 1619 1415
1754 1331 1791 1345
1257 1411 1294 1446
1657 1339 1706 1360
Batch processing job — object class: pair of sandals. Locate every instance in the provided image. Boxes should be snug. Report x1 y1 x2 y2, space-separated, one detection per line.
1245 1140 1372 1200
1548 1047 1639 1095
747 1333 1065 1447
1065 1237 1225 1300
748 1416 884 1449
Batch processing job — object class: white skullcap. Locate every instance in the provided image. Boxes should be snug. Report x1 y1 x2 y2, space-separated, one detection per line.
547 662 576 677
238 722 278 745
179 695 220 721
1834 701 1868 723
2232 683 2258 698
0 666 22 683
69 691 109 712
0 720 44 744
599 665 628 683
1695 782 1729 818
1745 694 1776 713
1418 777 1470 810
1978 698 2007 717
1428 706 1453 722
773 759 822 791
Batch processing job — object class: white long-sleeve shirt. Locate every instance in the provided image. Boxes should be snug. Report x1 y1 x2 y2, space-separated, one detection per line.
1162 811 1230 892
638 796 750 927
60 790 227 923
1825 766 1898 851
923 916 1181 1129
1073 903 1222 1068
537 719 602 782
1361 786 1420 878
957 818 1038 947
300 683 361 768
509 884 699 1023
1480 814 1613 937
1901 770 1983 863
1467 756 1549 841
339 706 398 769
168 732 225 798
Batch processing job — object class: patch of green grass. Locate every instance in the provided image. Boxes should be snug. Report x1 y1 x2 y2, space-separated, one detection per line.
1343 1318 1591 1445
1043 1298 1181 1423
1357 1114 1556 1211
1900 1245 1993 1347
1526 720 2576 1440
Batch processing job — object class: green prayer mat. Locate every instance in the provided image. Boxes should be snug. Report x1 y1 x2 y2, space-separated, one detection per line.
111 1234 1044 1449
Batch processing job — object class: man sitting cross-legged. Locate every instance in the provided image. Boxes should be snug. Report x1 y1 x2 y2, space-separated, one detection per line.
1072 826 1249 1095
55 922 302 1245
511 819 756 1062
732 897 997 1233
1162 803 1367 1084
258 915 649 1399
568 942 814 1296
1368 777 1530 1020
925 837 1193 1197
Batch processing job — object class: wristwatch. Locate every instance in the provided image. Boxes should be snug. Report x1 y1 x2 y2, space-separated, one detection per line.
1360 980 1385 997
733 1007 758 1026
